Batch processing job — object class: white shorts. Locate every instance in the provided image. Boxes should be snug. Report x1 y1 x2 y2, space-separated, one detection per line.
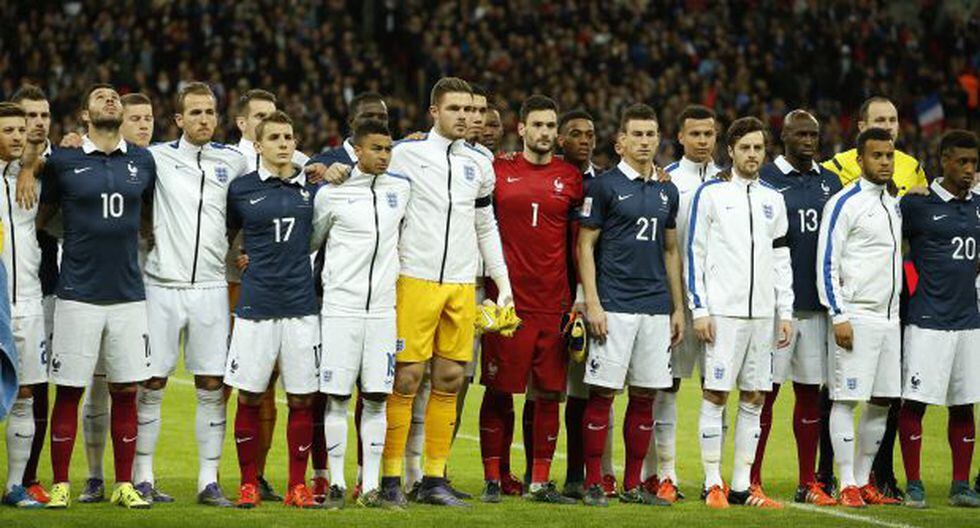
902 326 980 406
827 316 900 401
225 315 319 395
12 309 47 386
670 312 703 379
145 284 230 378
583 312 672 390
49 299 151 387
702 316 773 392
319 315 397 395
772 312 829 385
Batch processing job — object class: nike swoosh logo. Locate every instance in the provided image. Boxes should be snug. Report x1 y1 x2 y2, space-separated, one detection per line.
327 443 341 452
701 433 719 439
932 215 947 221
370 442 385 447
85 413 108 420
14 432 33 439
209 421 226 427
506 177 520 183
964 437 975 443
236 436 254 444
122 436 137 443
617 194 633 201
249 196 267 205
776 186 791 192
586 423 606 431
73 167 93 174
138 419 159 426
546 435 558 442
801 418 820 424
479 427 499 433
299 444 312 452
638 424 654 432
52 435 72 442
842 437 854 443
909 434 922 441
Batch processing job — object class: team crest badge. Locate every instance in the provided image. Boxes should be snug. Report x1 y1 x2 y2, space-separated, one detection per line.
300 188 311 202
464 165 476 182
821 181 831 195
910 373 921 391
762 203 774 220
215 167 228 183
660 189 669 205
553 177 565 193
846 377 858 391
894 203 901 218
127 161 140 183
713 366 725 380
588 358 600 376
387 192 398 208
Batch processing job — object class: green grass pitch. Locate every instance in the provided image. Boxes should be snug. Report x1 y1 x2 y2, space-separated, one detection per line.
2 367 977 527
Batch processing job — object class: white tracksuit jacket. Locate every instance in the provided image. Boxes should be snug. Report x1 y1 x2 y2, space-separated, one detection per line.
686 171 794 321
817 178 903 324
310 167 411 317
387 128 508 286
0 159 43 317
145 136 249 288
665 156 722 273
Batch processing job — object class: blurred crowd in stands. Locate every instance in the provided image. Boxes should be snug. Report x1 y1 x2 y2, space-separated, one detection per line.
1 0 977 175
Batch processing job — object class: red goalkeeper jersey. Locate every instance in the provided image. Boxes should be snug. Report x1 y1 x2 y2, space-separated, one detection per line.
492 152 583 314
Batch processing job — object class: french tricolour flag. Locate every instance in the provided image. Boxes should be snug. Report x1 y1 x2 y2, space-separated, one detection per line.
916 94 944 134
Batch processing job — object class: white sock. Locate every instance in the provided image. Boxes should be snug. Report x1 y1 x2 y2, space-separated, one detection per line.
405 378 429 487
5 397 34 492
324 395 349 490
653 390 677 483
730 400 762 492
133 386 164 485
720 406 729 460
830 400 858 488
641 421 658 482
699 399 725 488
83 375 110 481
360 398 387 493
195 388 226 492
601 404 615 476
854 403 889 487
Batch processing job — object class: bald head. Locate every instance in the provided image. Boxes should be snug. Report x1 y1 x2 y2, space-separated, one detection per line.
782 109 820 163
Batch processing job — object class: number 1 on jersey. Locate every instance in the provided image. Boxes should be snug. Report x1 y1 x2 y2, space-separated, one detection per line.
531 202 539 228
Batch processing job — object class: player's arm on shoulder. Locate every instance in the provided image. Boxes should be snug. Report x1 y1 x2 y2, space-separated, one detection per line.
16 142 50 209
310 188 334 253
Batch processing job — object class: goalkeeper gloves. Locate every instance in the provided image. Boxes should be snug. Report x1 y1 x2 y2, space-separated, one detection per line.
561 311 589 363
475 299 522 337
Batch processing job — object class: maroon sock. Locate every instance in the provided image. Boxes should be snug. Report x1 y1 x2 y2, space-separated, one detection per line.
792 383 821 486
500 397 515 476
479 388 511 481
583 393 613 487
898 401 925 482
287 406 313 488
24 382 48 485
109 390 138 483
750 383 779 486
623 395 654 491
235 401 261 486
354 392 364 470
522 399 535 479
311 393 327 473
948 405 975 482
531 398 560 484
49 385 84 483
564 396 587 484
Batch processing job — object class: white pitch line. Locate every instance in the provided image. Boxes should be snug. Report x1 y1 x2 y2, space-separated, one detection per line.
169 378 921 527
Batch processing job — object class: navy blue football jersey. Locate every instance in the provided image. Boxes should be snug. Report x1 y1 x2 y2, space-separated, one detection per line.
40 140 155 303
760 156 842 312
901 181 980 330
228 169 318 319
580 161 679 314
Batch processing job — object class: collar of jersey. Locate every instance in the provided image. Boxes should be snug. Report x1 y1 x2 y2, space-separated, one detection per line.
237 138 256 157
679 155 716 174
731 168 759 186
617 159 653 181
857 177 886 192
342 138 359 162
428 127 454 148
930 178 965 202
774 155 819 176
82 135 127 155
176 135 215 155
259 163 306 186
